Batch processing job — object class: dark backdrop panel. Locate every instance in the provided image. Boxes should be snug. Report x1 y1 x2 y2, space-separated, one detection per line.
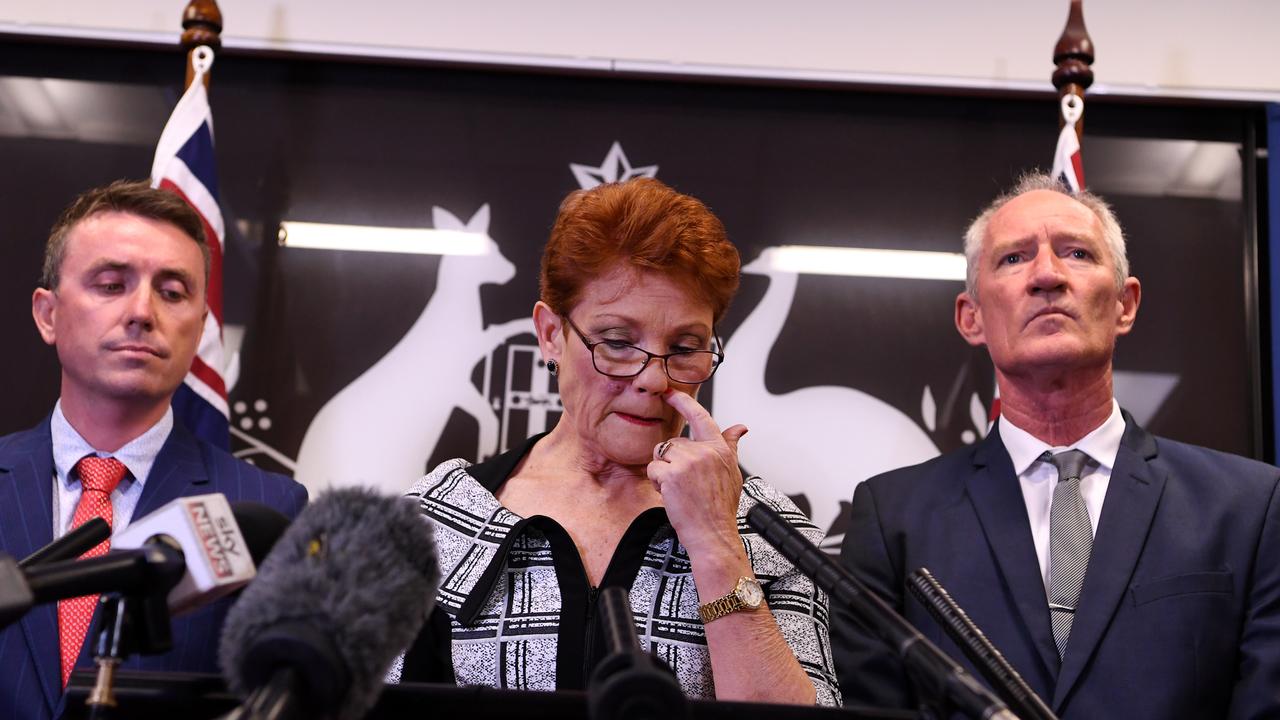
0 38 1263 543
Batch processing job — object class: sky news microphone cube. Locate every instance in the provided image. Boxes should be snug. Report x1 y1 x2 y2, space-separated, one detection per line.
115 493 256 616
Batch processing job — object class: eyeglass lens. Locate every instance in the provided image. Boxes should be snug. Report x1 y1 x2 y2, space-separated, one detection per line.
592 343 717 383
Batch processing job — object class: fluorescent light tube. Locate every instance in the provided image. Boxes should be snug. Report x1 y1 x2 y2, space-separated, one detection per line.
751 245 966 281
278 221 488 255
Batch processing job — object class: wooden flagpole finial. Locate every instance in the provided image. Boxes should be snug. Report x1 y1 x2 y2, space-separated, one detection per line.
181 0 223 90
1052 0 1094 140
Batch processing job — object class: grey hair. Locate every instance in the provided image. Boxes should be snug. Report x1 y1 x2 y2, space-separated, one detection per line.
962 172 1128 298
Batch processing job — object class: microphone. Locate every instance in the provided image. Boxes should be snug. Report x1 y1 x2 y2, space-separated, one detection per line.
25 545 185 601
0 496 285 630
112 494 260 617
76 500 291 717
588 586 688 720
229 502 292 567
907 568 1057 720
19 517 111 568
218 487 441 720
745 504 1018 720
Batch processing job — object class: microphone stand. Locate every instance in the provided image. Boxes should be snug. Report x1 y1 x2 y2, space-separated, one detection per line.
85 588 174 720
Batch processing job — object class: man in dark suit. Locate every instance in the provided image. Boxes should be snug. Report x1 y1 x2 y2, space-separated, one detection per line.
0 180 308 719
833 173 1280 718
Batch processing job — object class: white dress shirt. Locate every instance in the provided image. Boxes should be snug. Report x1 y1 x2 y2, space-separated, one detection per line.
998 399 1126 590
50 400 174 541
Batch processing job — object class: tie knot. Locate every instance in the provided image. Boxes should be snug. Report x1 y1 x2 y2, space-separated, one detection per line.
75 456 127 494
1044 449 1091 482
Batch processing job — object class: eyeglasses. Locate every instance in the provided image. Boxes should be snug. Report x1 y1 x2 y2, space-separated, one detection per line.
562 315 724 385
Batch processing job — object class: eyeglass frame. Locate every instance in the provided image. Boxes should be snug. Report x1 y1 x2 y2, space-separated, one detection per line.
560 315 725 385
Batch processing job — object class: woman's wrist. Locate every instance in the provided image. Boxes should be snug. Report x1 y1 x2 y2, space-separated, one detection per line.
684 534 753 586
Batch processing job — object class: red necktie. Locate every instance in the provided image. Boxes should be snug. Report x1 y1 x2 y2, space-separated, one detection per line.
57 456 126 687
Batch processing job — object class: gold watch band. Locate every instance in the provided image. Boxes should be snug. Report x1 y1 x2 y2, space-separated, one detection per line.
698 593 745 624
698 576 763 624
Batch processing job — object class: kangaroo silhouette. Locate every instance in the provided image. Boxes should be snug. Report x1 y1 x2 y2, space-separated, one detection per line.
294 205 533 494
713 247 939 541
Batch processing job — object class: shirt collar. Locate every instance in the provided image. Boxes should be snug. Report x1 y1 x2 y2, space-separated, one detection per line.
51 400 175 490
998 398 1124 476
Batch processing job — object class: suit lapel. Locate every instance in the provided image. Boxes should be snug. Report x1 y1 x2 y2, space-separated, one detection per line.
1052 414 1163 709
0 419 65 716
964 426 1060 679
133 423 210 519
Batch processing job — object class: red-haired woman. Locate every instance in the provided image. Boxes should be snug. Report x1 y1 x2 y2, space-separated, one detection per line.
393 178 840 706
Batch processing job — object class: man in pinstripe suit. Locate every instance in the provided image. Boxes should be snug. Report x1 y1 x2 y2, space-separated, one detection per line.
0 181 307 720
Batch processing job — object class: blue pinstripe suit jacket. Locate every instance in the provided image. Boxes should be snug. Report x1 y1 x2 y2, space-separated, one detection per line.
0 417 308 720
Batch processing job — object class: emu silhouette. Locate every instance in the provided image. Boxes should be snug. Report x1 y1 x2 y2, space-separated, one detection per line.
713 247 938 541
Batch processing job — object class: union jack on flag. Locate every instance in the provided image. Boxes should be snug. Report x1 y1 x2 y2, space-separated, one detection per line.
150 47 230 448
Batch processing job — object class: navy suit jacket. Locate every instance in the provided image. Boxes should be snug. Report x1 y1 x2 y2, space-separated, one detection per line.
0 417 308 720
833 413 1280 719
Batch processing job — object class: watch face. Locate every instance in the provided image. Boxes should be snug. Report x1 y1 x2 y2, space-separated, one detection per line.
736 577 764 608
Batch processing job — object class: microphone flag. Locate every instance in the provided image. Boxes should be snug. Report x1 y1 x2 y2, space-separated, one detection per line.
150 45 231 448
113 493 256 616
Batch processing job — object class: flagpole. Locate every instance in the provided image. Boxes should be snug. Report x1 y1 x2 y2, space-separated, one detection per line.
990 1 1099 428
156 0 232 447
1053 0 1094 143
181 0 222 91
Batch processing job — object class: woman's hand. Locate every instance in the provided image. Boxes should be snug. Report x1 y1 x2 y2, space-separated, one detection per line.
646 390 818 705
646 389 749 561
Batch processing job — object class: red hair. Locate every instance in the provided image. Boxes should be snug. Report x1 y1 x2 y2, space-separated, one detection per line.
540 178 740 322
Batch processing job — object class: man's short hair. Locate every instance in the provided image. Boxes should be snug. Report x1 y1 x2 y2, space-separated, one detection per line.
962 172 1129 298
42 179 211 291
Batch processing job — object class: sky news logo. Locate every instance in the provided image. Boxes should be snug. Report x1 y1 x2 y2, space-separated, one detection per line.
187 500 242 579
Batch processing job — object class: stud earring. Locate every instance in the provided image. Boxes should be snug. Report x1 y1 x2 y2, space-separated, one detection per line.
545 359 559 376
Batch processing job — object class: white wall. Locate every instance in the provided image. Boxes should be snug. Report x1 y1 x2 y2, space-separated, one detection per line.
3 1 1278 100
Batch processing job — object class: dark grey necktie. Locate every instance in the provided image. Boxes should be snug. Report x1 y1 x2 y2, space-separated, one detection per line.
1046 449 1092 658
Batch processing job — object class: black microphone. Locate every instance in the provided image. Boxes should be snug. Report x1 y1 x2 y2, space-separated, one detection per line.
588 586 688 720
218 488 441 720
745 503 1018 720
76 501 294 718
908 568 1057 720
229 503 292 568
0 544 187 629
0 497 287 631
20 517 111 568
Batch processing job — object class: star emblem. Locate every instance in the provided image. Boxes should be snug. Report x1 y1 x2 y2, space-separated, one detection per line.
569 142 658 189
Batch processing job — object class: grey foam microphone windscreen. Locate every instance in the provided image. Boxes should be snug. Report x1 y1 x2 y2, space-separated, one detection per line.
219 487 439 720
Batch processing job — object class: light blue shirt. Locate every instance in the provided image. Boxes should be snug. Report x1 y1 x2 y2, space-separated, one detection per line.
50 401 174 541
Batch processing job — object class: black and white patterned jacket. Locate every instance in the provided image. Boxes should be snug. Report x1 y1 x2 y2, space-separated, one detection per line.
387 435 841 706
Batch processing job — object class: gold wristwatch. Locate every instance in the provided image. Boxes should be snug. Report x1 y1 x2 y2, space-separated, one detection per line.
698 576 764 624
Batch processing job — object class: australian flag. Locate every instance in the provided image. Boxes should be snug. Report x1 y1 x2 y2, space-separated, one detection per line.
1051 111 1085 192
150 49 230 448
